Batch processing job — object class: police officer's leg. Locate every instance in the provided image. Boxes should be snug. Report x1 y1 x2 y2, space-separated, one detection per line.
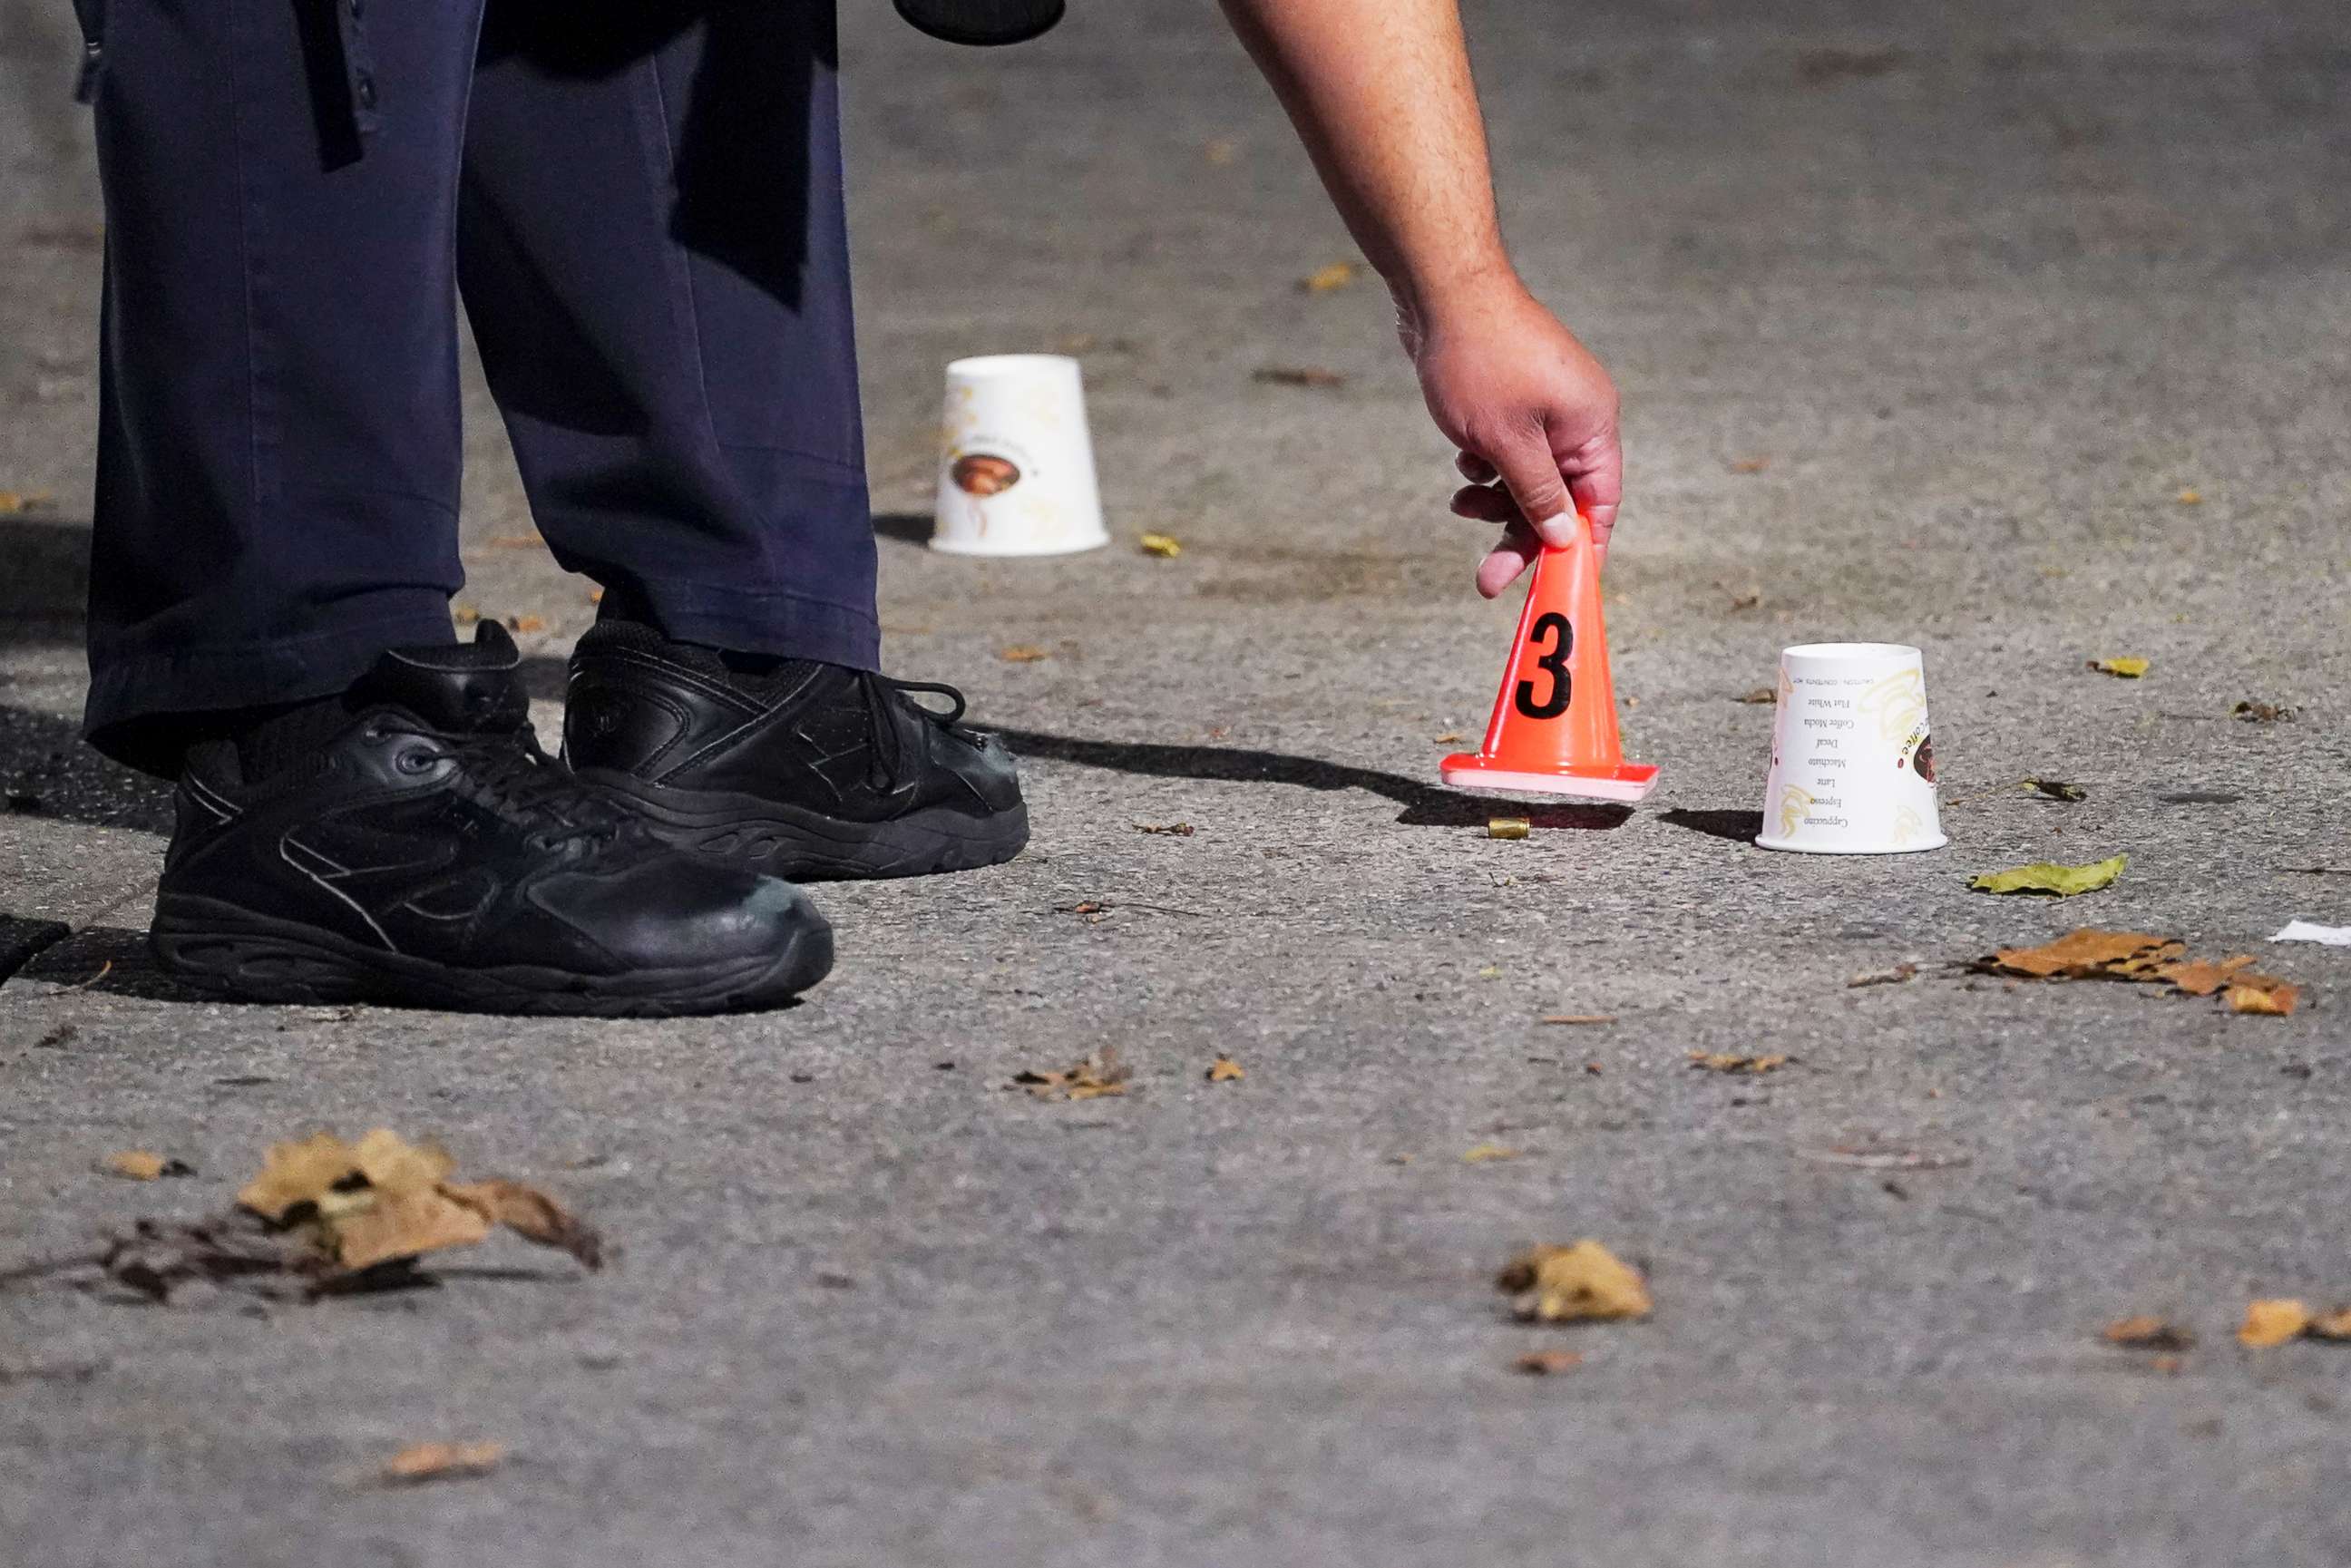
79 0 485 773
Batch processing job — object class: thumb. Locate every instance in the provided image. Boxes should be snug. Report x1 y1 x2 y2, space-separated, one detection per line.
1485 429 1576 549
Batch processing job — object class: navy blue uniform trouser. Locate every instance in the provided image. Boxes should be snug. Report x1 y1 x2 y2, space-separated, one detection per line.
76 0 878 772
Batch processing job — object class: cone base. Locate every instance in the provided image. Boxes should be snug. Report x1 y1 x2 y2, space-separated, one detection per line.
928 531 1111 558
1439 755 1661 803
1754 832 1949 856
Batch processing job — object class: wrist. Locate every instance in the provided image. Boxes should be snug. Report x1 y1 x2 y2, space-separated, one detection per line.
1390 256 1527 335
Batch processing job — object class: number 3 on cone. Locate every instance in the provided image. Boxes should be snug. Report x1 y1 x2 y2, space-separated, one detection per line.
1514 612 1575 719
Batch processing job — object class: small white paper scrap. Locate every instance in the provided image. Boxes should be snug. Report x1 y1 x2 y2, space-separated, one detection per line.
2270 920 2351 947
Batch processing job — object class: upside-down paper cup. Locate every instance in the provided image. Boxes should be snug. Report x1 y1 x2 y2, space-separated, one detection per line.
1755 642 1948 854
930 354 1109 557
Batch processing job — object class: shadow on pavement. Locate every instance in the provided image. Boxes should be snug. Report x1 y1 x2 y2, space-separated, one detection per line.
989 726 1634 831
1659 808 1765 842
14 924 200 1000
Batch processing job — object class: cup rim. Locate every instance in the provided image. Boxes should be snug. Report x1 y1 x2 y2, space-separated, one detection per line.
947 353 1082 378
1781 641 1922 662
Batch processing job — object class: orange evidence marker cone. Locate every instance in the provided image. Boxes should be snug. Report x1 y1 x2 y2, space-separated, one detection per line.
1440 514 1660 803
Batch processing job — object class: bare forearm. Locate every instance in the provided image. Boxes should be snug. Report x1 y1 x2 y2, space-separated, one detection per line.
1218 0 1513 310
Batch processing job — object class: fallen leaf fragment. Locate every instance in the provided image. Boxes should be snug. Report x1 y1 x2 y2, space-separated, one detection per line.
1013 1047 1130 1101
1734 687 1776 705
1688 1052 1789 1075
1497 1242 1652 1323
2088 657 2150 678
504 614 547 634
2233 700 2291 723
100 1151 190 1182
1134 822 1195 836
441 1179 604 1270
2227 980 2299 1017
1514 1349 1584 1376
383 1441 504 1485
1252 365 1348 388
2021 778 2087 802
232 1128 600 1278
453 604 481 626
2102 1315 2195 1351
1488 818 1530 841
2307 1309 2351 1341
1462 1144 1523 1164
2176 488 2202 506
1137 533 1182 559
2239 1299 2311 1349
332 1186 493 1273
1968 855 2127 897
1205 1056 1244 1083
1978 929 2181 979
0 490 58 514
1540 1013 1616 1027
1727 455 1771 474
997 645 1050 663
1300 260 1360 294
1847 962 1918 989
2151 956 2255 998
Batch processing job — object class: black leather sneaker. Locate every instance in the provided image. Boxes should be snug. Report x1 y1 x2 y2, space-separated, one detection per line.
148 624 833 1016
561 623 1029 881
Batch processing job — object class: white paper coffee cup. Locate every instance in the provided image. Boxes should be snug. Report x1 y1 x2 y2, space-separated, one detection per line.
930 354 1109 557
1755 642 1948 854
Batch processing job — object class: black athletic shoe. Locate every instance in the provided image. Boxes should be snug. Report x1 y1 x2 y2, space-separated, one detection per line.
149 624 833 1016
561 623 1029 881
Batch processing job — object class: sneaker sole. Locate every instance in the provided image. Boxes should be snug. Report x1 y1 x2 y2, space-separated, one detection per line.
580 772 1030 882
149 893 832 1018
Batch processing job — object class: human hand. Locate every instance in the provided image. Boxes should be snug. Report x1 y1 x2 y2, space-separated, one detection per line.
1401 272 1623 597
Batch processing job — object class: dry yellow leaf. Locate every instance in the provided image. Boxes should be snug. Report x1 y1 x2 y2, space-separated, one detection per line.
2088 656 2150 678
2102 1315 2195 1351
589 587 605 605
1462 1143 1523 1164
2239 1298 2312 1348
1013 1047 1131 1101
453 604 482 626
332 1185 493 1272
1688 1052 1789 1075
239 1131 369 1222
1137 533 1183 559
1733 687 1776 704
1301 260 1360 293
2307 1308 2351 1341
1496 1241 1652 1323
1968 855 2127 897
442 1178 605 1269
102 1150 169 1181
1514 1349 1584 1376
2151 956 2256 998
383 1441 504 1485
0 490 56 514
505 614 547 634
997 645 1051 663
1205 1057 1245 1083
2176 488 2202 505
2227 980 2299 1016
1488 818 1531 840
1978 930 2182 980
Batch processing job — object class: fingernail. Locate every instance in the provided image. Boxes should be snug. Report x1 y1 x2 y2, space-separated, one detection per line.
1531 511 1578 550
